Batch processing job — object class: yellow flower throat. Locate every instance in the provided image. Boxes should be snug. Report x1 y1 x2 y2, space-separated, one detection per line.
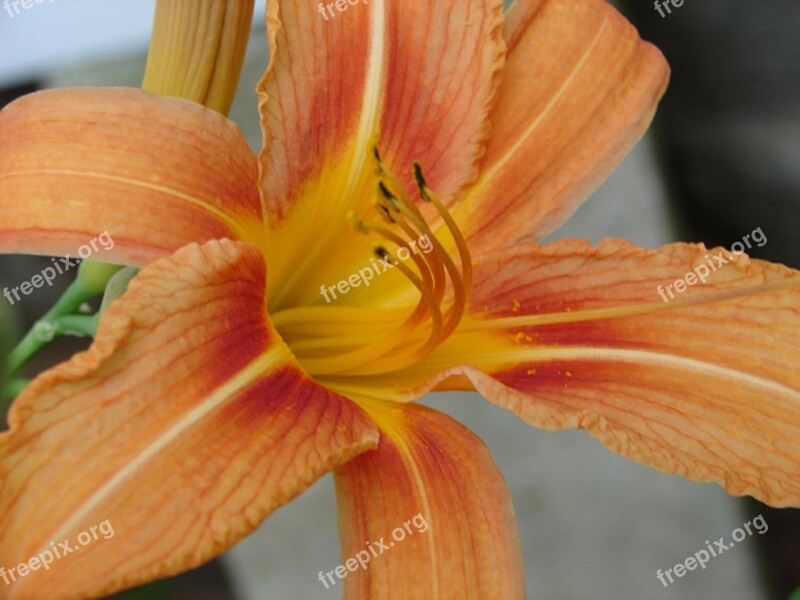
271 152 472 380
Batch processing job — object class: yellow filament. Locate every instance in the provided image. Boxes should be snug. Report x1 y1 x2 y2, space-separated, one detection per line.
298 247 442 375
387 207 446 305
278 152 472 379
413 162 473 299
272 306 408 328
350 211 435 294
379 188 466 338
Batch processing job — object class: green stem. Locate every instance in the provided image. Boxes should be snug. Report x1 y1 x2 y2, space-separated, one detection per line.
53 314 100 337
6 378 29 397
1 315 99 411
2 378 29 400
1 262 125 422
4 280 99 379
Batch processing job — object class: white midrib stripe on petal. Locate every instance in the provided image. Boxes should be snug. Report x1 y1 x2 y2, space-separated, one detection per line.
334 0 386 207
272 0 387 304
477 346 800 402
42 346 288 551
473 16 610 190
2 169 251 242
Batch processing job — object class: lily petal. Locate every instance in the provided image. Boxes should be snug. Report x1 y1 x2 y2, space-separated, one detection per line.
443 239 800 507
336 239 800 506
0 239 378 599
456 0 670 252
379 0 505 203
257 0 505 307
334 400 524 600
0 88 264 267
259 0 504 217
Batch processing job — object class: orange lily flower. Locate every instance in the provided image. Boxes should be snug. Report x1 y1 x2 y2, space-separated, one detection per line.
1 0 799 598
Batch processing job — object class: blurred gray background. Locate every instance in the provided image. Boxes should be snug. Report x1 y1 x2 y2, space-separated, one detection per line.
1 1 798 599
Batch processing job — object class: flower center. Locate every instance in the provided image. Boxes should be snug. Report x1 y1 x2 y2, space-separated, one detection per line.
271 151 472 379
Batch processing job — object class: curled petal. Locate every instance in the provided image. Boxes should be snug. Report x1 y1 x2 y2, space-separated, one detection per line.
258 0 504 217
379 0 505 204
338 239 800 507
0 89 264 267
0 240 378 599
457 0 669 251
452 240 800 507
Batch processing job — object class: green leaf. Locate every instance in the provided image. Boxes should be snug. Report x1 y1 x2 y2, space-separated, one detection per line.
0 299 18 426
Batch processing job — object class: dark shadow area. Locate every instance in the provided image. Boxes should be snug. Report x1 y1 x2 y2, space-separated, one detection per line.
619 1 800 597
109 561 238 600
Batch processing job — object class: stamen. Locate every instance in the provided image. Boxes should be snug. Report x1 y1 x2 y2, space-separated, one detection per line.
298 246 442 375
376 182 447 302
272 306 407 338
283 150 472 379
377 157 426 222
377 189 466 338
372 247 435 335
375 202 396 224
413 161 473 304
386 206 446 304
351 212 435 293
